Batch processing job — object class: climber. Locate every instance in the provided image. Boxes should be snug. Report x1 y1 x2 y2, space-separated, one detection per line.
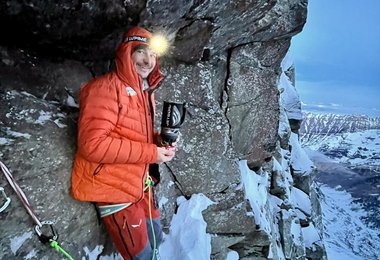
71 26 175 259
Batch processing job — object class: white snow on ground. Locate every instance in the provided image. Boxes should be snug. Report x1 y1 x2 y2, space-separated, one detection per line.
289 132 315 175
239 160 271 233
10 231 33 254
306 129 380 167
159 193 214 260
319 184 380 260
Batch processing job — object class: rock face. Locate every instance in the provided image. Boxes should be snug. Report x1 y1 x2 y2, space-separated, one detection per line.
0 1 327 259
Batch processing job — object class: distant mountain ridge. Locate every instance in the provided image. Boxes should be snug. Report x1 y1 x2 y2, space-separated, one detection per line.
299 112 380 168
300 112 380 145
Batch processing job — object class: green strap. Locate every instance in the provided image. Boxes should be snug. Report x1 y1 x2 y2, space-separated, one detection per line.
50 240 74 260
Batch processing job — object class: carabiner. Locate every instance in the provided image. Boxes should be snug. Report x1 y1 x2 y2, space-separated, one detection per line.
35 221 58 244
0 187 11 213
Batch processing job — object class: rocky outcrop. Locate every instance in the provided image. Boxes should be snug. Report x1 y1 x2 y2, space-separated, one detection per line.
0 1 328 259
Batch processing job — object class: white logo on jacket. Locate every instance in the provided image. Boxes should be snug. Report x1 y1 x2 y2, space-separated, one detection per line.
125 86 137 96
131 218 142 228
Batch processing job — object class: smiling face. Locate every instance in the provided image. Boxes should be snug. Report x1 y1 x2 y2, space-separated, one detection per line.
131 45 157 79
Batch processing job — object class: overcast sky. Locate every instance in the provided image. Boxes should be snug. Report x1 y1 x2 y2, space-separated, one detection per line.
289 0 380 116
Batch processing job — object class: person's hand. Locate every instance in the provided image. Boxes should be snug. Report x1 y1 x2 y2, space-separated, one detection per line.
156 146 176 163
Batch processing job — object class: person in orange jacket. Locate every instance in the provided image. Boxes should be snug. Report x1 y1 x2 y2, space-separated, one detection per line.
71 26 175 259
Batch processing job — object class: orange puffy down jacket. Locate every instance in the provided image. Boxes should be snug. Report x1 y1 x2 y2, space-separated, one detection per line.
71 27 163 204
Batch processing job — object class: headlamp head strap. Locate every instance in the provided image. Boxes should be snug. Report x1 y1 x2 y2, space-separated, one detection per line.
123 36 148 43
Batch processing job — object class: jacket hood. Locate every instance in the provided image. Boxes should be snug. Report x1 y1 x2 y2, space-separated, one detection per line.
115 27 163 90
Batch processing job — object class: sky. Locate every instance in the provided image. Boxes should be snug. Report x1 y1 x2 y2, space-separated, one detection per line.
289 0 380 116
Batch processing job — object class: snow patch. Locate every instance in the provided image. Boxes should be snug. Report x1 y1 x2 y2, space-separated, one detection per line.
158 196 169 208
226 250 239 260
302 223 322 249
159 193 214 260
35 111 52 125
10 231 33 254
320 184 380 259
83 245 122 260
0 137 14 145
24 249 37 259
239 160 270 232
290 133 314 175
67 94 79 108
290 187 312 216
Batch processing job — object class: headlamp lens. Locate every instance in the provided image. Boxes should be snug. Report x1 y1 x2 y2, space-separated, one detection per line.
149 34 169 56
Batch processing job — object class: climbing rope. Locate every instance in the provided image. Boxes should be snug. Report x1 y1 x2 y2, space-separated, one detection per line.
0 161 42 226
0 161 74 259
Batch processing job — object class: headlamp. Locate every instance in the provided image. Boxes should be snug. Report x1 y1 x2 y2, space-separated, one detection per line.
148 34 169 56
124 32 169 56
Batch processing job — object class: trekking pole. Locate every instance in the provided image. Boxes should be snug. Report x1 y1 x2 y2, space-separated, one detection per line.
0 161 74 260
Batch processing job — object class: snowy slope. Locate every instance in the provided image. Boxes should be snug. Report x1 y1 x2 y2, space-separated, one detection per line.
319 184 380 260
305 129 380 167
301 112 380 259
